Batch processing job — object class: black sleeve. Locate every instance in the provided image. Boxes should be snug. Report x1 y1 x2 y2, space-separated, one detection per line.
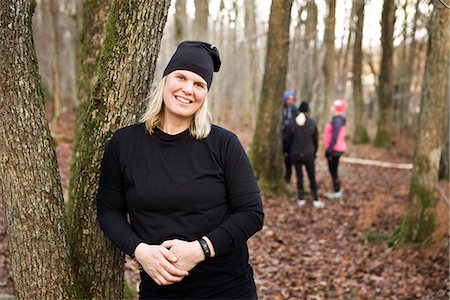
96 132 144 257
313 123 318 154
206 135 264 256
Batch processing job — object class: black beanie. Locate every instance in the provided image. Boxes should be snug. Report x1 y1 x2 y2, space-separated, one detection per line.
299 101 309 113
163 41 221 90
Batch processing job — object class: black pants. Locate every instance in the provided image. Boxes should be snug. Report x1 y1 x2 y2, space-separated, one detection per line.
283 140 292 181
293 159 318 200
327 153 342 192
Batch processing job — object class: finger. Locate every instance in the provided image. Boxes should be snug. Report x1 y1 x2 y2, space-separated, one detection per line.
161 260 189 276
161 247 178 263
162 240 175 249
159 268 186 283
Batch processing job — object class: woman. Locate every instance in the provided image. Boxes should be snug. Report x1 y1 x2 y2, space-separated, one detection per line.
287 101 324 208
323 99 348 199
281 91 299 183
96 41 264 299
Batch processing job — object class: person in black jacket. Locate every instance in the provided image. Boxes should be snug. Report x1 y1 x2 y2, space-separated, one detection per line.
287 101 325 208
96 41 264 299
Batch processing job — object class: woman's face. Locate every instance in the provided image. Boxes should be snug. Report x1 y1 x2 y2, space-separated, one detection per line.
163 70 208 120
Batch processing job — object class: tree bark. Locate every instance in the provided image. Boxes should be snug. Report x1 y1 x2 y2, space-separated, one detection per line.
399 3 449 244
352 0 369 144
66 1 170 298
374 0 396 148
0 0 76 298
250 0 293 194
439 79 449 180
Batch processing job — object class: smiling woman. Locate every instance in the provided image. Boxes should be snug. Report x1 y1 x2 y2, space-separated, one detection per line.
96 40 264 299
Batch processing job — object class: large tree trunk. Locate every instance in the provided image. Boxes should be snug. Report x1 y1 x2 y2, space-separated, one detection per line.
66 1 170 298
194 0 209 41
312 0 336 130
174 0 188 44
250 0 293 194
399 3 449 244
70 0 112 202
374 0 396 148
352 0 369 144
0 0 76 298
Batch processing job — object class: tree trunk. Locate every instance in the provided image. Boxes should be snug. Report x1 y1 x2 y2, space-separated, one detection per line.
312 0 336 130
439 81 449 180
250 0 293 194
0 0 76 298
374 0 396 148
70 0 112 203
399 3 449 244
300 0 318 103
66 1 170 298
194 0 209 41
352 0 369 144
175 0 188 44
244 0 258 129
49 0 63 123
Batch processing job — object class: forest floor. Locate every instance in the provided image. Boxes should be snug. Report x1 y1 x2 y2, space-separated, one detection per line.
0 111 449 299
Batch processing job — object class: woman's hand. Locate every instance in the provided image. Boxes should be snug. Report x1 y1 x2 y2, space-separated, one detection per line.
162 239 205 272
134 243 189 286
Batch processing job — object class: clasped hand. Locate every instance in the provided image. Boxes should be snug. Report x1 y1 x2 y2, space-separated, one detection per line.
134 239 204 286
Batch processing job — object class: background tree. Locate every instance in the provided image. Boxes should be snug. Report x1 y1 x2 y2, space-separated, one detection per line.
311 0 336 129
352 0 370 144
398 2 449 244
439 88 449 180
66 0 170 298
194 0 209 41
0 0 76 298
374 0 396 148
300 0 318 103
250 0 293 194
174 0 188 44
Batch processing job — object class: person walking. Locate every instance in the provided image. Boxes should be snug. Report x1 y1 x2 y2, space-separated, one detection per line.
282 91 299 182
96 41 264 299
287 101 324 208
324 99 348 199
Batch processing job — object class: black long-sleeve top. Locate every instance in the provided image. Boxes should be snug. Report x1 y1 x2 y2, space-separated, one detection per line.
96 123 264 298
286 115 318 161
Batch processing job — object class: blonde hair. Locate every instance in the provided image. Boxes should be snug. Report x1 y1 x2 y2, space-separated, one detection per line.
139 77 212 139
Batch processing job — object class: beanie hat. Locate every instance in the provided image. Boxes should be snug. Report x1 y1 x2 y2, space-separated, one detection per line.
299 101 309 113
283 91 295 104
332 99 348 112
163 41 221 90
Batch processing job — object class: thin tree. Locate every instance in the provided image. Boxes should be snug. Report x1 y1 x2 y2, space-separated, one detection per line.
311 0 336 129
352 0 370 144
397 3 449 244
0 0 76 298
66 0 170 298
194 0 209 41
49 0 63 123
244 0 259 129
300 0 318 103
250 0 293 194
374 0 396 148
175 0 188 44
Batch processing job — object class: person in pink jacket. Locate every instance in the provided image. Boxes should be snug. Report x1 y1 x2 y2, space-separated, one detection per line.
323 99 347 199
